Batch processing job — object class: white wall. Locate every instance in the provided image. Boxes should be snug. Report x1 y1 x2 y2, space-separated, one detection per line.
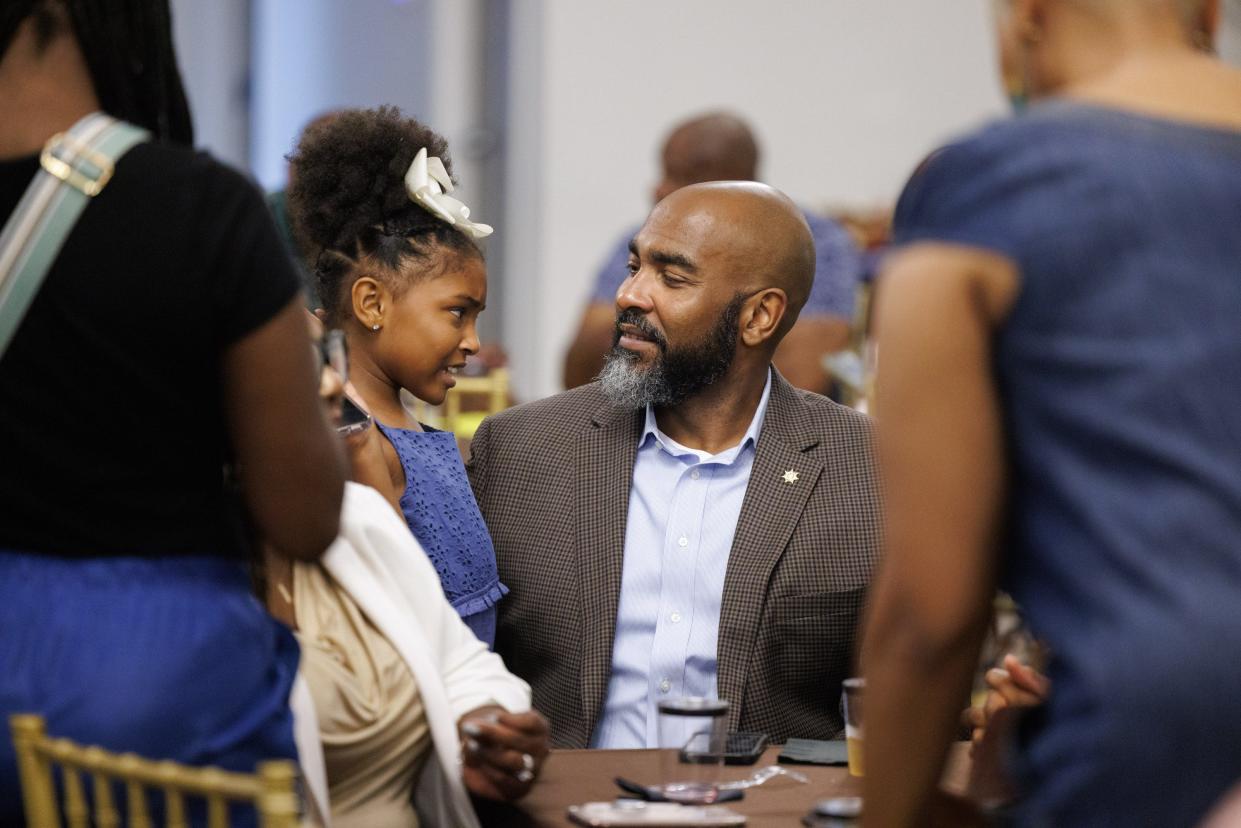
170 0 251 169
178 0 1240 404
249 0 435 190
1222 0 1241 63
500 0 1008 402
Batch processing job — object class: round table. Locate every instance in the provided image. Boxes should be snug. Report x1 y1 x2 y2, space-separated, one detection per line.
473 742 974 827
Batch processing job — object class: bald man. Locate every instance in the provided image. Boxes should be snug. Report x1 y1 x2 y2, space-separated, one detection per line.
469 183 880 748
563 112 863 394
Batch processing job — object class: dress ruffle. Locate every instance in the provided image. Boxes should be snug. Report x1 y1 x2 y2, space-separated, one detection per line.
453 579 510 619
375 422 506 647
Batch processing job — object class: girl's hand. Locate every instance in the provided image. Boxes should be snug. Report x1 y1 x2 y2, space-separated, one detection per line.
459 706 550 801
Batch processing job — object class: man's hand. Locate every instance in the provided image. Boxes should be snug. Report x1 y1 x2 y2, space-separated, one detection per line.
459 706 550 802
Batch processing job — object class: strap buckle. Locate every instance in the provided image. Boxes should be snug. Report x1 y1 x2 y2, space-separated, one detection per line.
39 132 115 197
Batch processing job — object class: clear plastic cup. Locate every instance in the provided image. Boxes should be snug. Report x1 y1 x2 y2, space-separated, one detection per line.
842 678 865 777
657 697 729 804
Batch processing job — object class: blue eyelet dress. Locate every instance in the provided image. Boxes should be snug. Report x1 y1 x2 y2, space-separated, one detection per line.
376 422 508 647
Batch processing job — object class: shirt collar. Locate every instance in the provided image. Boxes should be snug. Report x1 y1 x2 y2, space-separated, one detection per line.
640 369 773 465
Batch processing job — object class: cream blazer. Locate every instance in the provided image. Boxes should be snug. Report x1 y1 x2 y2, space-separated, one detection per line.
292 482 532 828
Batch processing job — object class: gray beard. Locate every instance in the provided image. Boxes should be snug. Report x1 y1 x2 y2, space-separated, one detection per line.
595 293 745 410
596 348 680 409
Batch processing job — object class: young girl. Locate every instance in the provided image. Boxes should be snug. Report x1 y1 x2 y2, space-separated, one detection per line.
286 107 506 647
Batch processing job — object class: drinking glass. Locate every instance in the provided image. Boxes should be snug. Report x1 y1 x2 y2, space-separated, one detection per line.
842 678 864 777
657 697 729 804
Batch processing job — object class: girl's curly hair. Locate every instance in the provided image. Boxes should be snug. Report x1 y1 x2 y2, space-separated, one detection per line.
286 106 480 326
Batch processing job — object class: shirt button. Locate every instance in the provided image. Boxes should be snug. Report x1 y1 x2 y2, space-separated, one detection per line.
670 611 682 623
659 679 671 693
690 469 701 480
678 536 688 548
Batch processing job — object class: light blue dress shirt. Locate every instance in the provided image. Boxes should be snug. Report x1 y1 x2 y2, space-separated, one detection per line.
590 372 772 749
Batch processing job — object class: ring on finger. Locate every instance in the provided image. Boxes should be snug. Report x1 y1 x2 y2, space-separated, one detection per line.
515 752 535 783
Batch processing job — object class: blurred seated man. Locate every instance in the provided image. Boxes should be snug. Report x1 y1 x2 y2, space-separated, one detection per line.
563 112 863 394
471 182 880 748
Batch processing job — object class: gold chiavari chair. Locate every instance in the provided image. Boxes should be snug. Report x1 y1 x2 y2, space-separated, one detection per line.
10 714 299 828
823 282 877 413
441 367 509 440
410 366 511 441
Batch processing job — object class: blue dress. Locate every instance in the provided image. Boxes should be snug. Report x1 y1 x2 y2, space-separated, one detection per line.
0 553 299 826
377 422 508 646
895 101 1241 827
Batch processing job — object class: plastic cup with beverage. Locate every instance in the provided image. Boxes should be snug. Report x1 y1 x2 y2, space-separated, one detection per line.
842 677 865 776
657 697 730 804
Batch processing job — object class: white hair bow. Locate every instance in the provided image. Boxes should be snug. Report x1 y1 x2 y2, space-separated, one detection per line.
404 147 493 240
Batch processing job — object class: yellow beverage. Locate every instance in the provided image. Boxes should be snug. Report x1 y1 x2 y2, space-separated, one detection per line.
845 725 864 777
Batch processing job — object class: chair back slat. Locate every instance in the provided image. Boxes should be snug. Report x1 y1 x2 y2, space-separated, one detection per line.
62 764 89 828
8 714 300 827
207 793 229 828
90 762 121 828
126 773 152 828
164 784 188 828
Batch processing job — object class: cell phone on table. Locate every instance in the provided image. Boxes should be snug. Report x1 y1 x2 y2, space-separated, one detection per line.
568 801 746 826
336 394 372 437
679 731 768 765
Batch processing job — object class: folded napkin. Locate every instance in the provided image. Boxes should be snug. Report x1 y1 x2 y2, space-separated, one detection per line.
777 738 849 765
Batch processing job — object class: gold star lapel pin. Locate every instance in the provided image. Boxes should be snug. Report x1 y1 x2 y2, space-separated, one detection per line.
782 469 800 484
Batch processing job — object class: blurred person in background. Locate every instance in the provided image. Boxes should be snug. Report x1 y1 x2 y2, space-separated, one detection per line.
861 0 1241 825
261 318 546 827
0 0 346 821
562 111 863 395
286 107 509 647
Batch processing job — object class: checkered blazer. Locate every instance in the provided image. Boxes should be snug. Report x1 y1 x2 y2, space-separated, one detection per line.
467 370 880 748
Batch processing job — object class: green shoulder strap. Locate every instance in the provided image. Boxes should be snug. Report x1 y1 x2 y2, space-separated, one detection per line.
0 112 150 358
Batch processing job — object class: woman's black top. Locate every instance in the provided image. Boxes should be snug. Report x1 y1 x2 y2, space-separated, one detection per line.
0 142 300 559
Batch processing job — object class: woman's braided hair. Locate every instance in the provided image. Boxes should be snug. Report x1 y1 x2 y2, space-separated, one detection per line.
286 106 481 327
0 0 193 145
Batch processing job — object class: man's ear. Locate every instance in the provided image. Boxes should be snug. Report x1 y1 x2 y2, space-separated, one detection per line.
351 275 387 330
739 288 788 348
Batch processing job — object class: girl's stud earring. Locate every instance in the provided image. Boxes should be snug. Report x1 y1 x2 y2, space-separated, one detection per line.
371 323 381 331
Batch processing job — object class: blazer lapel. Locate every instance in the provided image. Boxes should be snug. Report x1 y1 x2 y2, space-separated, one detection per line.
716 372 823 727
575 404 643 738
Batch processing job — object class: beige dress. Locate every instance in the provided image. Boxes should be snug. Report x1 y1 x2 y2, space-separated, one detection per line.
294 562 433 828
